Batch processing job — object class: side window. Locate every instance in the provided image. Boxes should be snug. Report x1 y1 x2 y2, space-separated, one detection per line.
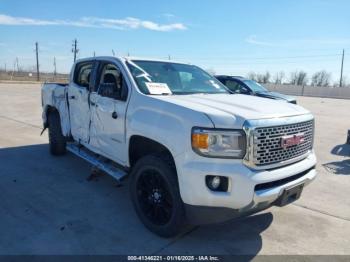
74 62 93 88
226 80 243 93
97 63 128 101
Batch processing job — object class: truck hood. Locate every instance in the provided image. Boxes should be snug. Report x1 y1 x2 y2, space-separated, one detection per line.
153 94 309 128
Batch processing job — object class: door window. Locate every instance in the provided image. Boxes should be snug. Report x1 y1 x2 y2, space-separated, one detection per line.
74 62 93 88
225 80 249 94
97 63 127 100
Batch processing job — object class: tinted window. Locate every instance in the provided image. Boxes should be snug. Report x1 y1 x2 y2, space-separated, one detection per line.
225 80 242 93
74 62 93 88
243 80 268 92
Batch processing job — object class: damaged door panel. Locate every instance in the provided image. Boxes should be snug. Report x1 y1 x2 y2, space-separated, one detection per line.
68 61 95 143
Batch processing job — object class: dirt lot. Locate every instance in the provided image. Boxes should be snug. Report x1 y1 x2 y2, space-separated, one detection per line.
0 83 349 256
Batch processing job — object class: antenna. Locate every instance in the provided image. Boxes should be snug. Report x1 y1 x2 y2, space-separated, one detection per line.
112 49 115 56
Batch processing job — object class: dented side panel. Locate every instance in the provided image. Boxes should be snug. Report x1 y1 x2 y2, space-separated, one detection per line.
41 83 70 136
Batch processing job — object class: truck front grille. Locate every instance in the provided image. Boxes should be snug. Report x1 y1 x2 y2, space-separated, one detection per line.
252 120 314 167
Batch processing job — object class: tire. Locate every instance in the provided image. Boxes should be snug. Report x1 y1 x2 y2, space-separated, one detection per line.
48 111 66 156
130 154 185 237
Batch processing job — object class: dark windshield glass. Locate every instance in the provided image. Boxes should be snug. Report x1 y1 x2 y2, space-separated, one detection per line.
243 80 268 92
127 60 229 95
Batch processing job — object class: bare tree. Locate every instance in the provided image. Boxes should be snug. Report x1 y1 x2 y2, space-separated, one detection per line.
273 71 285 84
311 70 331 87
255 71 271 83
290 70 308 86
247 71 257 81
262 71 271 83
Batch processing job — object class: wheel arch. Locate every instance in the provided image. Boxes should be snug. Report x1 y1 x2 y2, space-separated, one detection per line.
128 135 176 170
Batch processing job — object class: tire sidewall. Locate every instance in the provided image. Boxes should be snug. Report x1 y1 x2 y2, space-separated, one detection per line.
130 155 185 237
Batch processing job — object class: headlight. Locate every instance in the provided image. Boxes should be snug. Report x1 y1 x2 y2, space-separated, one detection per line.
191 128 246 158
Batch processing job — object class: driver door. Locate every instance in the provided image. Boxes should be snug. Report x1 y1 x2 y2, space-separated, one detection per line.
89 62 129 164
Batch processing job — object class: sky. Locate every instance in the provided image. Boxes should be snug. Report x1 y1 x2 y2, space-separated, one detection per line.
0 0 349 83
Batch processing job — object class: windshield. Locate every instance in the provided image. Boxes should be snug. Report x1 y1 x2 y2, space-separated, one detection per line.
243 80 268 93
127 60 229 95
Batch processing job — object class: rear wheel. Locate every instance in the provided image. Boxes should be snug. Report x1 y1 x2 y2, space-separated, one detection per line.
48 111 66 156
130 154 185 237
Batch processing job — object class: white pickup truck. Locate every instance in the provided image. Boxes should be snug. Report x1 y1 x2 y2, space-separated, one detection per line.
41 56 317 237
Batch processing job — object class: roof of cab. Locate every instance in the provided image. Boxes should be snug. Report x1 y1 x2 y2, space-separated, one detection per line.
75 56 191 65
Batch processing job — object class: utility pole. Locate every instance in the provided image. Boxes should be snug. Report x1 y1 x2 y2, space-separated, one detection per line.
4 63 6 72
35 42 40 81
53 56 57 79
339 49 345 87
15 57 19 72
72 39 79 63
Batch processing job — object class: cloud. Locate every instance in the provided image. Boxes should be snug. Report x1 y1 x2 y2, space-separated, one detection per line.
0 14 187 32
162 13 176 18
245 35 276 46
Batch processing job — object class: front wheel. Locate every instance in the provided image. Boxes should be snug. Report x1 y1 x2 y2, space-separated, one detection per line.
129 154 185 237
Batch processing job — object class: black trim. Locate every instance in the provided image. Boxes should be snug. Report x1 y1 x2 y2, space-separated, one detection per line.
255 166 316 191
184 201 272 225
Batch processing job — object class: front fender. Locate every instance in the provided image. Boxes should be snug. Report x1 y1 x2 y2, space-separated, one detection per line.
126 94 214 165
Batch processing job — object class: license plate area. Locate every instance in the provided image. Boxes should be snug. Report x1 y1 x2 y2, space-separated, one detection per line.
275 183 304 207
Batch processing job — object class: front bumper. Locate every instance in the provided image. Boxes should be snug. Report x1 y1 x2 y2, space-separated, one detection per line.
175 151 317 224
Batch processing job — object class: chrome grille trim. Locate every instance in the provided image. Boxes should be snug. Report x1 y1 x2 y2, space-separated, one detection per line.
243 114 314 170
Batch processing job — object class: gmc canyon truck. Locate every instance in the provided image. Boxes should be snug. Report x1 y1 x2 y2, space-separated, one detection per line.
41 56 317 237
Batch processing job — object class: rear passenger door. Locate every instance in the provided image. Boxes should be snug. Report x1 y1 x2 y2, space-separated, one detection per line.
68 61 95 143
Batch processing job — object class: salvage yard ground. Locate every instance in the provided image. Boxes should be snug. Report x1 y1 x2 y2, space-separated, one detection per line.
0 83 349 255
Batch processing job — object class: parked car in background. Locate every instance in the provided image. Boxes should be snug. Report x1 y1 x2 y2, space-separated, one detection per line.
215 75 297 104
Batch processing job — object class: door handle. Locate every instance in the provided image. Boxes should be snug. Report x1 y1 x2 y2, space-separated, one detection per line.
69 95 76 99
112 112 118 119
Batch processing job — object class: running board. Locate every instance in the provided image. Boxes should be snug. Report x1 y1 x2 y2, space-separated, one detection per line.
66 143 128 183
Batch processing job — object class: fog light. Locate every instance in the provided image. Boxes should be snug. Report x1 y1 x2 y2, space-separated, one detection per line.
210 176 221 189
206 175 229 192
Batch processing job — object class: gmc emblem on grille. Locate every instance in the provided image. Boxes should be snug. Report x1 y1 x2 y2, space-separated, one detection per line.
281 133 305 149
